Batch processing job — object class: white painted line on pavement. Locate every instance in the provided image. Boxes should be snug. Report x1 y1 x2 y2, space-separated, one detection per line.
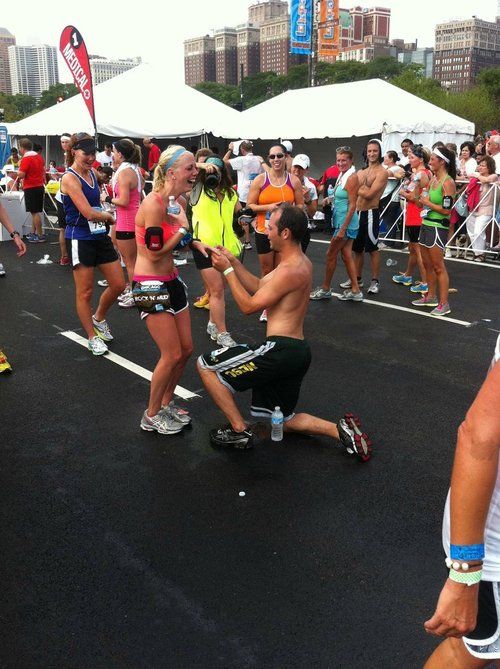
310 238 500 268
330 293 472 327
60 330 200 399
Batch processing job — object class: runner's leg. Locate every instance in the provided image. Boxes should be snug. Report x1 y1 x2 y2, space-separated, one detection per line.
160 308 193 408
94 260 126 321
197 363 247 432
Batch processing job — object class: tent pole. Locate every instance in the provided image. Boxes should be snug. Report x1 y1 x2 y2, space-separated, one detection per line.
45 135 49 164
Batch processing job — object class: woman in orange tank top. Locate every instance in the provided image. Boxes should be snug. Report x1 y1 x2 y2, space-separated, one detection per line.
246 144 303 321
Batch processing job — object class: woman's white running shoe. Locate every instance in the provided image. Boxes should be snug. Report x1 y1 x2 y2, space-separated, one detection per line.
88 336 108 356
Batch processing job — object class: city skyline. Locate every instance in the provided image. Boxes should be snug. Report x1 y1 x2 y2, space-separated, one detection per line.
2 0 498 86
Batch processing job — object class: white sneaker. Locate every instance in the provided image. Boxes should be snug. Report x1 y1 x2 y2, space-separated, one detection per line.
216 331 237 347
92 315 113 342
140 410 183 435
88 336 108 355
161 402 192 425
117 287 131 301
207 321 219 340
339 278 364 289
259 309 267 322
118 294 135 308
444 248 452 259
337 290 364 302
0 263 5 277
97 279 109 287
367 280 380 294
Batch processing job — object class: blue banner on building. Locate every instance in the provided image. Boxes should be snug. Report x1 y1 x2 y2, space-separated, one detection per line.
290 0 313 55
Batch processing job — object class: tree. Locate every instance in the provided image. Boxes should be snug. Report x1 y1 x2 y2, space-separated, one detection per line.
37 83 78 111
0 93 37 122
194 81 239 108
477 67 500 103
366 56 404 80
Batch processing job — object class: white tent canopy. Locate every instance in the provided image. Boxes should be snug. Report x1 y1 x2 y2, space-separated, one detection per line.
7 63 241 139
237 78 474 150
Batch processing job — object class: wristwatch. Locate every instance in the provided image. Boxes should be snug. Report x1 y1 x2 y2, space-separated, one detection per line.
10 231 20 238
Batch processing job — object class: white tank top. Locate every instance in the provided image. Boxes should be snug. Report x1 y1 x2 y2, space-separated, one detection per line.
442 334 500 580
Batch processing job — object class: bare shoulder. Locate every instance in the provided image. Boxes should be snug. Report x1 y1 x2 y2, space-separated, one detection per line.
289 173 302 188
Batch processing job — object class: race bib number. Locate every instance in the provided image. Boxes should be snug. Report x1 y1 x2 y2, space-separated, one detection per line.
88 220 107 235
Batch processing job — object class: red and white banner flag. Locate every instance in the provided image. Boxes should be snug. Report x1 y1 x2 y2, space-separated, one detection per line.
59 26 96 131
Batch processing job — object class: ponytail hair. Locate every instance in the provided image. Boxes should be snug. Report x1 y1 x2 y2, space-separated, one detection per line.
113 138 141 165
153 144 186 192
66 132 94 168
433 145 457 180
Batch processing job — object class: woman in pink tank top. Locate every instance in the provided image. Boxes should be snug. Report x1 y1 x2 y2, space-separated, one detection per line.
101 139 143 307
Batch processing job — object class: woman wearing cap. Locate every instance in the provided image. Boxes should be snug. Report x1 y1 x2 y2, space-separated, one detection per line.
291 153 317 252
412 146 456 317
246 143 303 321
134 145 210 435
100 138 144 308
190 156 242 347
61 133 125 355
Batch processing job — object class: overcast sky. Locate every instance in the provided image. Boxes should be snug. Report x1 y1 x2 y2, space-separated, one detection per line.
4 0 498 84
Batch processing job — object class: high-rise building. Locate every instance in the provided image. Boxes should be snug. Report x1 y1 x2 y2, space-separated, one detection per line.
398 47 434 78
236 23 261 82
321 5 392 63
89 56 141 85
0 27 15 95
260 14 306 76
434 16 500 91
215 28 238 85
184 35 216 87
248 0 288 25
8 44 58 100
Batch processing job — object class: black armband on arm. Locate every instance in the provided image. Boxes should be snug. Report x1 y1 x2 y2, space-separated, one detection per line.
145 226 164 251
442 195 453 210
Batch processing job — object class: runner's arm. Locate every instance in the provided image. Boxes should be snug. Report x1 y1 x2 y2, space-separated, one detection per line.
290 174 304 207
420 179 456 216
424 361 500 639
61 173 114 224
357 169 388 199
339 174 359 231
105 169 133 207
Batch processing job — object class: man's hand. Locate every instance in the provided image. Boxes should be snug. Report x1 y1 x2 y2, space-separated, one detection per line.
211 248 232 273
228 142 234 152
424 579 479 639
215 245 237 265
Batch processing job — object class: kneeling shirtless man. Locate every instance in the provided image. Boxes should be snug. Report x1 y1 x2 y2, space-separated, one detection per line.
197 203 372 461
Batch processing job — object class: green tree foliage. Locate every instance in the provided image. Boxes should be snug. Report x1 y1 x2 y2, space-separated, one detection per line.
194 81 240 108
37 83 78 110
0 93 37 122
477 67 500 102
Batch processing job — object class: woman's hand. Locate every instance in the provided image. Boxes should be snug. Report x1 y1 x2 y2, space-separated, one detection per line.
100 191 108 203
211 248 232 273
419 194 431 207
336 227 346 240
424 579 479 639
14 234 26 256
191 240 212 258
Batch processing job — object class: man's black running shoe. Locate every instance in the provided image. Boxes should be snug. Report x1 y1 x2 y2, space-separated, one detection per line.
338 414 372 462
210 425 253 449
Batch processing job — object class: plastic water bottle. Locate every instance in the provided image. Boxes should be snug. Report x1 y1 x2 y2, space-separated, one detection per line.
167 196 181 215
386 258 397 267
327 184 335 200
420 188 430 218
271 406 284 442
406 172 422 192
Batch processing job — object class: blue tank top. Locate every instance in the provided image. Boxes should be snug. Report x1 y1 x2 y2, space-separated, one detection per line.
63 168 101 241
333 180 359 230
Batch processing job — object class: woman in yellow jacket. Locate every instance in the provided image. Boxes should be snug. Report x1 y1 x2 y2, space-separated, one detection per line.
191 156 242 347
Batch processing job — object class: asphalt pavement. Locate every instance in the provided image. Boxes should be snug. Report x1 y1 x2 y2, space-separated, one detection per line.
1 231 499 669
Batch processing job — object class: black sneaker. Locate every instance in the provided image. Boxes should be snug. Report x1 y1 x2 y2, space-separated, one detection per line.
338 414 372 462
210 425 253 449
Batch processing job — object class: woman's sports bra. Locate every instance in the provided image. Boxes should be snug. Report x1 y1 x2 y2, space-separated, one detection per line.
136 193 181 246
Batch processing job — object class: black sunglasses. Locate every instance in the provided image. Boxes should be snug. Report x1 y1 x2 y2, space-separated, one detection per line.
268 153 284 160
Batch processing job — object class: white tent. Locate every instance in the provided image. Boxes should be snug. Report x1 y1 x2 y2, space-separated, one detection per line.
7 62 241 139
237 78 474 166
